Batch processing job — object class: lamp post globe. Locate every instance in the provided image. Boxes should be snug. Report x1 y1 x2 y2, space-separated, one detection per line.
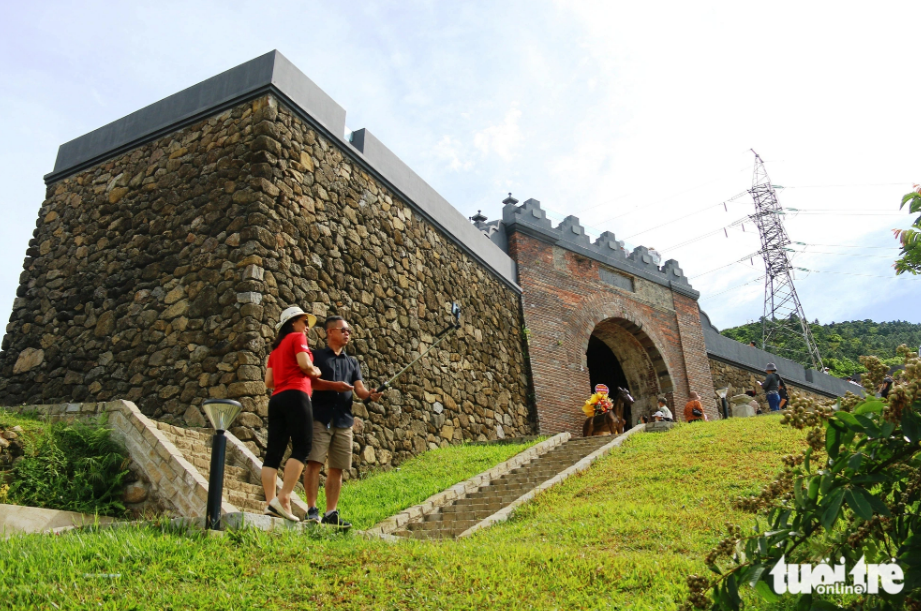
202 399 243 530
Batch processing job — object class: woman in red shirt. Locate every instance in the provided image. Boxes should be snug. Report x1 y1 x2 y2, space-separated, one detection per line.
261 306 321 522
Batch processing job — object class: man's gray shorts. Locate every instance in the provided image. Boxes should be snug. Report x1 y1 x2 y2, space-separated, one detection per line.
307 422 353 470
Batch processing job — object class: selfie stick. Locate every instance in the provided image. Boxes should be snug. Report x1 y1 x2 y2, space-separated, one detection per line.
374 303 462 394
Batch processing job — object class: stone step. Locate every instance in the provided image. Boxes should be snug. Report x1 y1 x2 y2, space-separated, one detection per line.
156 424 215 445
453 497 514 509
235 497 268 514
167 438 211 454
441 502 503 514
410 524 474 539
223 479 265 498
407 519 478 533
426 507 497 523
156 421 214 436
493 475 556 486
476 485 528 496
186 455 250 481
227 490 264 507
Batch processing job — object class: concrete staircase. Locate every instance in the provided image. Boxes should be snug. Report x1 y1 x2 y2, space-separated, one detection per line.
394 435 616 540
152 422 269 515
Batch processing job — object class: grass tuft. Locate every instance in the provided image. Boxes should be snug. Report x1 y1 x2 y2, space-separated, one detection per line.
2 411 130 517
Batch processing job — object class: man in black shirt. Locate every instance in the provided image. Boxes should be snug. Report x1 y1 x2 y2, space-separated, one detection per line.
305 316 382 528
761 362 782 412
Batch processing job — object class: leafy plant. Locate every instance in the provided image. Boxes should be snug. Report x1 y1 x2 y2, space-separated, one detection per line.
894 185 921 276
683 346 921 610
7 416 130 517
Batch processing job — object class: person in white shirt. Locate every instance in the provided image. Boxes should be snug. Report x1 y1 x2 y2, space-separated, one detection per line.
656 397 674 421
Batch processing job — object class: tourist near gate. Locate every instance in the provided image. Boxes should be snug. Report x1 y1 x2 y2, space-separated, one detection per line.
0 51 861 477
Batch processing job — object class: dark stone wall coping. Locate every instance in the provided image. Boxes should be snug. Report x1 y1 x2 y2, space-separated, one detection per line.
348 128 517 287
43 51 519 291
700 311 863 398
46 51 344 182
499 198 699 299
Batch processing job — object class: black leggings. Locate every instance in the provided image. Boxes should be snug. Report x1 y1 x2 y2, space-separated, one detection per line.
263 390 313 470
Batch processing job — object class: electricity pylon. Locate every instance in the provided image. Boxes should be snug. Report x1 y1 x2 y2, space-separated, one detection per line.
749 149 824 370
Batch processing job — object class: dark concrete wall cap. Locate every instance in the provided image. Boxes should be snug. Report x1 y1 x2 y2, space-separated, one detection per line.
42 51 520 291
348 128 518 288
47 51 346 183
700 310 862 398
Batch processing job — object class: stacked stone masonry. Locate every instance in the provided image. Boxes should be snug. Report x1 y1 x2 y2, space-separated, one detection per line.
0 94 533 478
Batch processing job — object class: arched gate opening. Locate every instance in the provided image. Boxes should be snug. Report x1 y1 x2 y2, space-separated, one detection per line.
585 318 674 425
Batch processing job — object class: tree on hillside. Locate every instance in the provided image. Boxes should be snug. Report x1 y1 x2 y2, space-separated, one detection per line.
894 185 921 275
722 319 921 378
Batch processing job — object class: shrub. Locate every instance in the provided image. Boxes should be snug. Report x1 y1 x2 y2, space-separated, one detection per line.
683 347 921 610
8 416 130 517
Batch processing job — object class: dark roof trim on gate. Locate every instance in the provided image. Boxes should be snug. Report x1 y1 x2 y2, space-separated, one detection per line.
43 51 521 292
500 198 700 299
700 311 863 399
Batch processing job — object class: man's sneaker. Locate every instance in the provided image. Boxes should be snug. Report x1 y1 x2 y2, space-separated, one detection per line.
306 507 321 524
320 509 352 530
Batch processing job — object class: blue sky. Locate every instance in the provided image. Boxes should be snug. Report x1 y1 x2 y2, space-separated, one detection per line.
1 1 919 332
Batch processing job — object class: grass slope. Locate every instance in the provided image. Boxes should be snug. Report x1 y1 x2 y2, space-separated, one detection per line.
1 417 804 610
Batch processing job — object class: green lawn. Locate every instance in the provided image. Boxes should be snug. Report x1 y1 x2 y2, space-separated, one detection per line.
1 417 805 610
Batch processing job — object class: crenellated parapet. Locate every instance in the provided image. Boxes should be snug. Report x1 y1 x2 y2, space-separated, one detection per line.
495 197 698 299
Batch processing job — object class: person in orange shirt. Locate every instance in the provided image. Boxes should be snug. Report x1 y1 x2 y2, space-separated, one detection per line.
684 391 704 423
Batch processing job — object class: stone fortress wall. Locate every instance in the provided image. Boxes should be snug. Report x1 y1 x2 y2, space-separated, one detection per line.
0 52 533 478
0 50 862 472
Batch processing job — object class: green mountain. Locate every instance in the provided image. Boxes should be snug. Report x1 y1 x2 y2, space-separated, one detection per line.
720 319 921 377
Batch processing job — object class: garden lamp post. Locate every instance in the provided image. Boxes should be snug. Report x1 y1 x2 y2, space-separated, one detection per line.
716 387 730 420
202 399 242 530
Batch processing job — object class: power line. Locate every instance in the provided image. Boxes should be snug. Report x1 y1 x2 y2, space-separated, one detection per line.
790 249 897 260
785 208 905 216
795 242 899 250
782 182 915 189
690 250 764 279
623 203 722 240
586 171 751 225
660 216 755 251
794 268 914 280
699 276 765 300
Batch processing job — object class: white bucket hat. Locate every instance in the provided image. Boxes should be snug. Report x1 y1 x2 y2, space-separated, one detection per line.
275 306 317 331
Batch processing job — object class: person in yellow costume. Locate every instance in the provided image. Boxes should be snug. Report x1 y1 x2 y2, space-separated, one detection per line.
582 383 613 417
582 384 620 436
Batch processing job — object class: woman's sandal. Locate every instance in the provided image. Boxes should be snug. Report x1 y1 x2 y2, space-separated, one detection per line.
268 496 300 522
264 503 284 519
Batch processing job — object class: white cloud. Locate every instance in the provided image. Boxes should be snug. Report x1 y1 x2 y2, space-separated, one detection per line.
434 135 473 171
473 105 522 161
